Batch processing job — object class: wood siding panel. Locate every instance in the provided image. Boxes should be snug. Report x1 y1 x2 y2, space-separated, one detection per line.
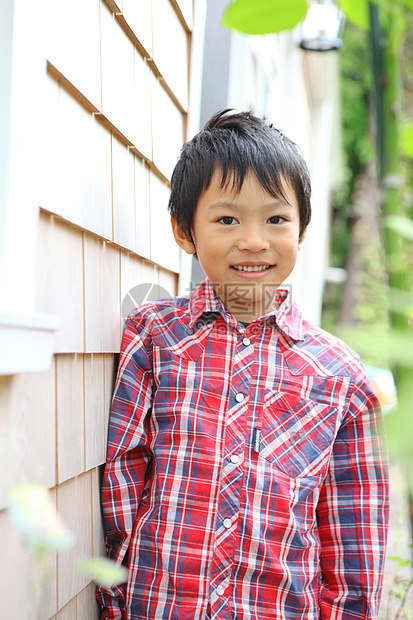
134 50 153 159
42 81 112 240
158 266 179 298
122 0 153 57
77 581 100 620
101 3 136 145
113 138 136 251
100 243 122 352
152 0 189 109
149 173 180 273
84 235 101 352
0 501 58 618
104 354 117 439
84 355 106 471
57 472 93 608
91 466 106 559
36 215 84 353
0 364 56 510
0 509 31 619
84 236 121 354
151 74 185 180
174 0 193 30
56 354 85 484
45 0 101 109
56 597 77 620
135 158 151 260
120 253 158 313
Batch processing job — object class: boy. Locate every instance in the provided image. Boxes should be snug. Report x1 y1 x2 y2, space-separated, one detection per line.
98 110 389 619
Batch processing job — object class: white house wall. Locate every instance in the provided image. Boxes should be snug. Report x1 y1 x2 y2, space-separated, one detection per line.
0 0 193 617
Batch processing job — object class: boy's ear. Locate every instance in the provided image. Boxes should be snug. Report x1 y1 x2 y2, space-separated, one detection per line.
171 216 196 255
298 227 307 248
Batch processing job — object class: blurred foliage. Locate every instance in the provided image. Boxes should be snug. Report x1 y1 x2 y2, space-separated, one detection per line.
330 21 374 270
8 483 74 554
322 8 413 491
7 483 74 619
337 0 370 30
77 557 128 588
401 10 413 198
221 0 307 34
222 0 413 35
324 8 413 333
7 483 126 618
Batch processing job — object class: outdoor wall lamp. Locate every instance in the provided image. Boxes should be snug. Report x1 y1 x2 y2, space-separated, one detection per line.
299 0 345 52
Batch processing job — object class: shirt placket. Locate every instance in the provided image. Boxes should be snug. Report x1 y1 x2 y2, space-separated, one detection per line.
209 330 255 620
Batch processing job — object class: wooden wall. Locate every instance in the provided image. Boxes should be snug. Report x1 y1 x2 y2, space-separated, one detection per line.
0 0 192 617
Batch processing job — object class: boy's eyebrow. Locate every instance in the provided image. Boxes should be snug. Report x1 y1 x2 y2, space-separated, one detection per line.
206 201 236 211
206 199 292 211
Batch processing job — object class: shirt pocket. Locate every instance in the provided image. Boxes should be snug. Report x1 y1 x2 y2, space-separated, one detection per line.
256 391 339 479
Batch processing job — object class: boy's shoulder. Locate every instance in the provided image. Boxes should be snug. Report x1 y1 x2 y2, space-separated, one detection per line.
282 310 365 380
125 294 194 347
127 296 363 376
128 294 189 324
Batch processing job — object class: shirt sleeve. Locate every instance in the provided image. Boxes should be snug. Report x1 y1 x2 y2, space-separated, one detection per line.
317 368 389 620
96 314 154 619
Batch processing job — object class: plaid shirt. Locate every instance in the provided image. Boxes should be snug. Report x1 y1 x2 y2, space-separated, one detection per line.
98 279 388 620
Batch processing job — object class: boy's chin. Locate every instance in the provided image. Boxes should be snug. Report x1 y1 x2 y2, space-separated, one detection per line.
214 287 282 321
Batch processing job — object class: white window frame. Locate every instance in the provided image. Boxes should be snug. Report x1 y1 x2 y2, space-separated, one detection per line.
0 0 58 376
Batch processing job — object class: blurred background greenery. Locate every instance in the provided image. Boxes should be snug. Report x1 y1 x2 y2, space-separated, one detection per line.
321 8 413 484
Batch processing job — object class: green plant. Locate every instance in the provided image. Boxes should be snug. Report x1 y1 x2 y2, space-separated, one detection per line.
7 482 127 618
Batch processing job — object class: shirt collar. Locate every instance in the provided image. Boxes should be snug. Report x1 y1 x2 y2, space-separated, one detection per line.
268 289 304 341
189 279 232 328
189 279 304 341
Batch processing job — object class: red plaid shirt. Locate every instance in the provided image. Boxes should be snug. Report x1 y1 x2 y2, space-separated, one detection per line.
97 279 389 620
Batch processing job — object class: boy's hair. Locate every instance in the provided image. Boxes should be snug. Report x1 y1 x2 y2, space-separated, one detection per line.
168 109 311 242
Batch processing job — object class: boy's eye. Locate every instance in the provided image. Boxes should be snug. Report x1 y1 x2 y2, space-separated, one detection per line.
268 216 286 224
218 216 237 225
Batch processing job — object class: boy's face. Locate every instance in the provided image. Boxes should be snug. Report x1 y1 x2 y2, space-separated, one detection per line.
172 171 305 322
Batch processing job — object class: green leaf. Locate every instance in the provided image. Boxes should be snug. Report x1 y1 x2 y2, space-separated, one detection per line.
221 0 307 35
337 0 370 30
401 121 413 158
384 214 413 242
8 483 74 553
77 557 128 587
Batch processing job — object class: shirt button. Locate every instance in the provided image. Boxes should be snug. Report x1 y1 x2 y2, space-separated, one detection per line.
230 454 240 464
292 430 305 444
216 585 225 596
242 337 251 346
235 393 244 403
223 518 232 529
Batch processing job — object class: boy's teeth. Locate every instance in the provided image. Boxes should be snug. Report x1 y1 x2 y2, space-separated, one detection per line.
233 265 271 272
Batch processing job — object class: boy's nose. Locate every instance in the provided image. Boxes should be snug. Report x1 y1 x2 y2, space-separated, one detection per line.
236 226 270 252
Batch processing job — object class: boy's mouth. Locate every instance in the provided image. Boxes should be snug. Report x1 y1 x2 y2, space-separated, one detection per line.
231 264 273 273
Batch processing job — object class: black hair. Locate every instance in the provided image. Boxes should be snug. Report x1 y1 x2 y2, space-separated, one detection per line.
168 109 311 242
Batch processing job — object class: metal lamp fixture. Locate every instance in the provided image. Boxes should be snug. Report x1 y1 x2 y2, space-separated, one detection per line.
299 0 345 52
